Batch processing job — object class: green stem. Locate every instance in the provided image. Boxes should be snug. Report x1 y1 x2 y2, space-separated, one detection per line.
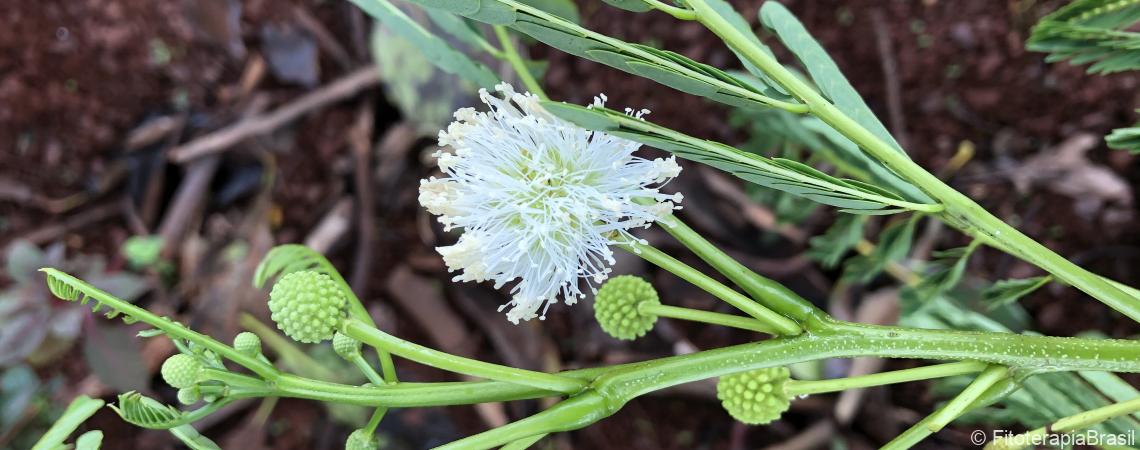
986 396 1140 450
620 242 802 336
30 396 104 450
591 321 1140 402
784 361 988 396
881 369 1013 450
655 213 826 325
200 368 269 390
350 355 386 387
501 434 548 450
924 365 1008 432
378 350 399 383
42 269 280 380
494 25 547 99
342 319 586 394
881 410 939 450
683 0 1140 323
271 374 560 407
434 393 612 450
363 406 388 435
644 0 697 20
638 303 778 334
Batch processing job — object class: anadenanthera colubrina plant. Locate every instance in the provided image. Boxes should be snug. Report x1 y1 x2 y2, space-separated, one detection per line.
31 0 1140 449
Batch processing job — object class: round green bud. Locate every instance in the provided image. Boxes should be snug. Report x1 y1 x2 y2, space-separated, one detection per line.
161 354 203 389
233 332 262 356
177 387 202 405
716 367 792 425
345 429 379 450
268 271 348 343
333 332 361 360
593 275 660 340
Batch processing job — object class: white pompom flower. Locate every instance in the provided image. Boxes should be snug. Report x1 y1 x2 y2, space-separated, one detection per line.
420 83 683 323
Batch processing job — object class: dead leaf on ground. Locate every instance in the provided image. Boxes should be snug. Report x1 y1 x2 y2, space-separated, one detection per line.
1008 133 1133 222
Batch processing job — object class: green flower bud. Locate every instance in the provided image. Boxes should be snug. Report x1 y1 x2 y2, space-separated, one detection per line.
593 275 659 340
333 332 362 360
233 332 262 356
345 429 379 450
716 367 792 425
161 354 203 389
177 387 202 405
268 271 348 343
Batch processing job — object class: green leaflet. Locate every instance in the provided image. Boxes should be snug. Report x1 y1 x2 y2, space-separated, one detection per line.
698 0 791 98
903 243 980 302
518 0 579 23
541 101 937 213
351 0 499 88
758 3 913 160
30 396 105 450
625 61 720 96
806 214 865 268
600 0 653 12
74 431 104 450
541 102 620 130
398 0 804 111
1028 0 1140 74
1107 120 1140 153
424 8 492 50
111 392 191 429
510 18 604 58
982 276 1052 308
842 216 917 283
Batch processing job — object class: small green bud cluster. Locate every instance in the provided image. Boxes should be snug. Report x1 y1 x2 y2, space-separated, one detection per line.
177 387 202 405
161 354 203 389
333 332 362 360
593 275 660 340
345 429 380 450
233 332 262 356
268 271 348 343
716 367 791 425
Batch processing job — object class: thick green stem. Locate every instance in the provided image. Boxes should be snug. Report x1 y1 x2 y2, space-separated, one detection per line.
271 375 560 407
784 361 988 396
986 396 1140 450
924 365 1008 432
683 0 1140 323
342 319 587 393
501 434 548 450
638 303 779 334
591 321 1140 402
656 213 827 325
494 25 547 99
882 369 1012 450
200 368 268 390
434 393 613 450
620 242 802 336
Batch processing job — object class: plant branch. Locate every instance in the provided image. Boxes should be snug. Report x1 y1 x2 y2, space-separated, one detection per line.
655 213 827 325
494 25 547 99
619 241 803 336
342 319 587 393
784 361 988 396
683 0 1140 323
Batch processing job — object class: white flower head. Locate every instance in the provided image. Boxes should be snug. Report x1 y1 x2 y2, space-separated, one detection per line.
420 83 683 323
